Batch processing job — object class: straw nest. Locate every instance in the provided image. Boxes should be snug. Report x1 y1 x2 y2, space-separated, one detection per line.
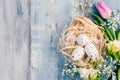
58 16 105 68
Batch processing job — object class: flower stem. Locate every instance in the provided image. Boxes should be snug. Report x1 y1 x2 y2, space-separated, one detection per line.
104 26 114 41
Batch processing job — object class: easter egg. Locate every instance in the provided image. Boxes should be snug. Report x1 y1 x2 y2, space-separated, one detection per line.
85 43 99 59
77 34 89 46
71 46 85 61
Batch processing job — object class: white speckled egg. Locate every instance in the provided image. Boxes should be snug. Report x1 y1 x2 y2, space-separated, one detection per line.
85 43 99 59
77 34 89 46
71 46 85 61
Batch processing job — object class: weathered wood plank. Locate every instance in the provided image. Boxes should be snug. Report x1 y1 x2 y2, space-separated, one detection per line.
1 0 120 80
31 0 73 80
0 0 31 80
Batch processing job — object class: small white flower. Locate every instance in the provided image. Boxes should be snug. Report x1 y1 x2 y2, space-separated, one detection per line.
73 69 77 73
110 59 113 63
106 56 109 58
62 71 65 76
73 65 76 68
66 69 71 73
71 73 74 76
103 65 106 67
63 69 65 72
114 66 117 69
64 63 68 66
119 60 120 62
79 68 97 78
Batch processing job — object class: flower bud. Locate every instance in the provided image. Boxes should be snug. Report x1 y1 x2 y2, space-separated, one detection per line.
96 0 111 19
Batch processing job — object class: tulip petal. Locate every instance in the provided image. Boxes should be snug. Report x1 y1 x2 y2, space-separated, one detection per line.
96 4 107 19
98 1 111 16
96 0 111 19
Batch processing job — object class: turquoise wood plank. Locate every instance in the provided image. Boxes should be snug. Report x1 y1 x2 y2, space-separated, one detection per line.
0 0 31 80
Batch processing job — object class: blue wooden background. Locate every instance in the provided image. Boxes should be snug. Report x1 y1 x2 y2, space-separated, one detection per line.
0 0 120 80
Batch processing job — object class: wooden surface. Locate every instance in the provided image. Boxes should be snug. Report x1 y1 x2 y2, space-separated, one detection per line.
0 0 120 80
0 0 31 80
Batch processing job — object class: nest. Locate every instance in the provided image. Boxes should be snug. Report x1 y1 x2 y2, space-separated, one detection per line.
58 16 105 68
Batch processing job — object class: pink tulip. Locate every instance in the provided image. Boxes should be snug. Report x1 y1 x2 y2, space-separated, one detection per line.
96 0 111 19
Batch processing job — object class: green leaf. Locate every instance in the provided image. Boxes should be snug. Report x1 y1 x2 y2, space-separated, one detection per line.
110 29 116 40
118 68 120 80
104 26 114 41
92 20 99 25
118 50 120 56
117 51 120 59
90 12 104 24
117 31 120 41
113 51 120 60
106 45 112 55
90 12 114 41
96 77 100 80
104 32 110 42
92 61 99 69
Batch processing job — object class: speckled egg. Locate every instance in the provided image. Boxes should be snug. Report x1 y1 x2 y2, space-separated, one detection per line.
71 46 85 61
85 43 99 59
77 34 89 46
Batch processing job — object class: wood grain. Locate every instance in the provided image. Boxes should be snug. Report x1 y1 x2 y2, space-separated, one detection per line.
31 0 120 80
0 0 120 80
31 0 73 80
0 0 31 80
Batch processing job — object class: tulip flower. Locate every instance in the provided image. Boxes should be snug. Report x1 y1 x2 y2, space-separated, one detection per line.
96 0 111 19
